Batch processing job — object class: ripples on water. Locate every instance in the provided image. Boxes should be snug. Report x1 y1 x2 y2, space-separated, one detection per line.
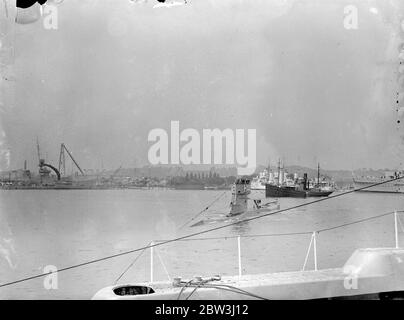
0 189 402 299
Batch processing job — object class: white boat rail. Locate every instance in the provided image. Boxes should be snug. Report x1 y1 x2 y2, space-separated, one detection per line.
117 210 404 284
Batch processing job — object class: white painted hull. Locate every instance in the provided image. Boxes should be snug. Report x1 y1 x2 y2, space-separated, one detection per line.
251 182 265 190
93 248 404 300
354 179 404 193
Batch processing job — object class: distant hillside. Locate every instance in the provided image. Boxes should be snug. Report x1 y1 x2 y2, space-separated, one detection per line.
1 164 391 186
104 166 238 179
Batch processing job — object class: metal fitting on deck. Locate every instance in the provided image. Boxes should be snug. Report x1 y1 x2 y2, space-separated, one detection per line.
172 277 182 286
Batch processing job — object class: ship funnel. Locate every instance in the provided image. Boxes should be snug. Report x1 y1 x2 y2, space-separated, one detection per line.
303 173 308 190
279 170 284 185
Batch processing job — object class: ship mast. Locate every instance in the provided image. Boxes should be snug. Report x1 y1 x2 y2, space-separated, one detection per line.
36 138 43 184
267 158 271 182
36 137 41 165
317 163 320 187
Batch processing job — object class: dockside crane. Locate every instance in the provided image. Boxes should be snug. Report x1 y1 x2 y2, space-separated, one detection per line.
36 137 41 165
36 138 61 180
58 143 84 177
110 165 122 180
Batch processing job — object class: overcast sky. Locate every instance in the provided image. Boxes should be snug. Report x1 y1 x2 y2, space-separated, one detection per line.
1 0 404 172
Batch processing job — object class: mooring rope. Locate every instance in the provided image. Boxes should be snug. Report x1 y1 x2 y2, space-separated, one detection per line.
114 241 151 284
178 190 227 229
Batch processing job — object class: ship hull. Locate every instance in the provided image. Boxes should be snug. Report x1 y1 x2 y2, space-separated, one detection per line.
251 185 265 190
307 190 333 197
265 184 307 198
353 179 404 193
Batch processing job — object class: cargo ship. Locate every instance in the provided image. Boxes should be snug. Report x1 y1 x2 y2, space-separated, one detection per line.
251 167 273 190
306 163 334 197
265 162 334 198
265 174 308 198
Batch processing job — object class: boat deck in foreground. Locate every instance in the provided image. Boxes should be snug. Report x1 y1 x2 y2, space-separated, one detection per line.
93 247 404 300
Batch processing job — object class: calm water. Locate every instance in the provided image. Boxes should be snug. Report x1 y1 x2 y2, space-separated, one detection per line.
0 189 403 299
